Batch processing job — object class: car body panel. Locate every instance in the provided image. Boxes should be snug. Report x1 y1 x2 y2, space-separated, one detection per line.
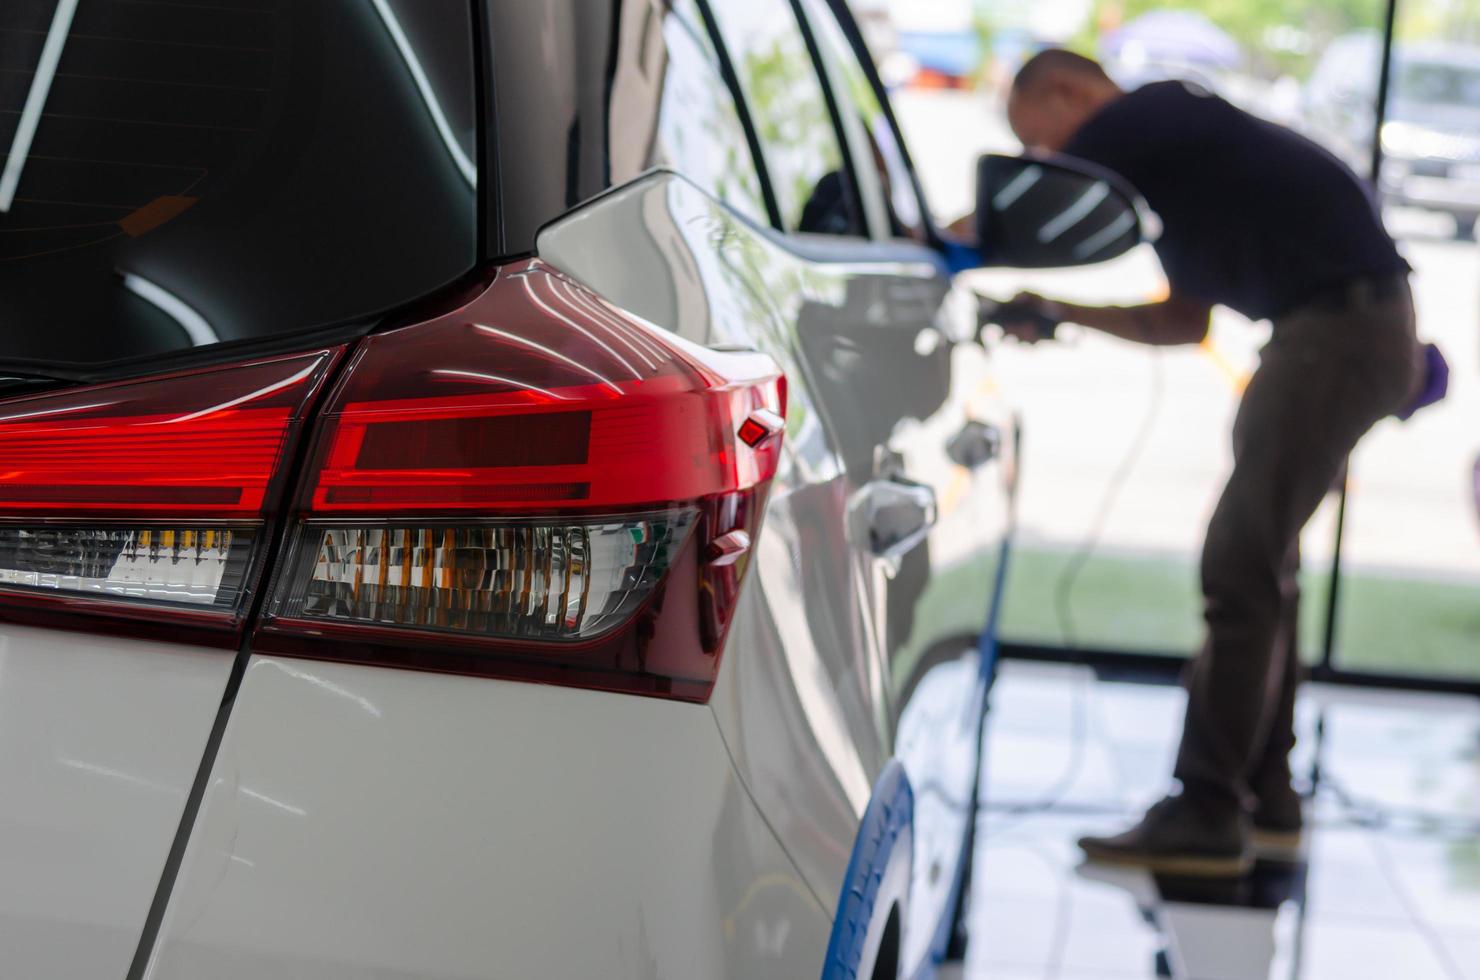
541 171 1010 974
0 624 232 979
541 174 887 916
139 656 830 980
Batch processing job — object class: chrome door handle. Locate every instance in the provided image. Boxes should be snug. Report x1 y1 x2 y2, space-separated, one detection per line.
849 477 937 562
946 420 1002 469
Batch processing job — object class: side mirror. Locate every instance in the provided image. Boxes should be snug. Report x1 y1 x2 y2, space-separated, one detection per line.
974 153 1147 268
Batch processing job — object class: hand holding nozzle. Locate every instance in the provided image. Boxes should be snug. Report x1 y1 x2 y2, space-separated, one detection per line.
977 291 1066 344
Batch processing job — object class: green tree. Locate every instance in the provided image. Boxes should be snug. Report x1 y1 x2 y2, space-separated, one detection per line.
1398 0 1480 42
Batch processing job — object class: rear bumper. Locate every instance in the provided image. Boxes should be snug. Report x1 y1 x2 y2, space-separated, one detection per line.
139 657 830 980
0 625 233 980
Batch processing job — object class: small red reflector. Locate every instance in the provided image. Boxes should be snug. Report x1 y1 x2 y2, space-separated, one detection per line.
738 408 784 448
705 529 752 567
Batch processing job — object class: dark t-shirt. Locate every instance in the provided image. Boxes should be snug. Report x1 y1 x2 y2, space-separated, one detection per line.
1063 81 1406 321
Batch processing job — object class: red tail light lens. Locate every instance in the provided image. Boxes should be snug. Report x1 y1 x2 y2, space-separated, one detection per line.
0 352 339 641
259 261 784 701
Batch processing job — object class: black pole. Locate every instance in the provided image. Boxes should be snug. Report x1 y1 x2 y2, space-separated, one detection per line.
1320 0 1401 674
1317 476 1349 674
1370 0 1401 184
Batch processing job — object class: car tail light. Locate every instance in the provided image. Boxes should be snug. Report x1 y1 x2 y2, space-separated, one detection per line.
257 260 785 701
0 352 340 643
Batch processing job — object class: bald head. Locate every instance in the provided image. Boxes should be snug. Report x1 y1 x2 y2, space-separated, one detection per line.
1007 49 1121 153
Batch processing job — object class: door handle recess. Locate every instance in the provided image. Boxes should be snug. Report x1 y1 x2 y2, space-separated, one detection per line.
848 477 937 562
946 419 1002 469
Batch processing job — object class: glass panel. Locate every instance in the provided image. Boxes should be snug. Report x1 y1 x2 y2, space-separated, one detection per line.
486 0 767 252
276 515 696 640
797 0 929 241
0 526 256 610
1333 2 1480 680
634 0 769 221
705 0 864 235
885 0 1386 656
0 0 477 366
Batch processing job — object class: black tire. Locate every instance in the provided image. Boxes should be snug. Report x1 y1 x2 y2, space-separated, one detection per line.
943 821 975 961
871 908 902 980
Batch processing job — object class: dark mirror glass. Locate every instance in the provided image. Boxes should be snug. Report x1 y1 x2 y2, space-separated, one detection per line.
974 152 1143 268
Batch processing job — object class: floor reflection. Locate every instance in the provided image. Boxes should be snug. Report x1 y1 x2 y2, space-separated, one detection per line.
943 661 1480 980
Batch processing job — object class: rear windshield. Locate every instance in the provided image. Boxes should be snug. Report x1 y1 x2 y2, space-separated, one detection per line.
0 0 477 369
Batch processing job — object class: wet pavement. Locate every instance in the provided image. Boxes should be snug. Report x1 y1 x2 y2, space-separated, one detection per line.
944 661 1480 979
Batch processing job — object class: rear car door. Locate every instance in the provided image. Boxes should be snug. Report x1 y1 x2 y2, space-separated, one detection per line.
798 6 1019 931
703 0 1015 969
0 2 478 975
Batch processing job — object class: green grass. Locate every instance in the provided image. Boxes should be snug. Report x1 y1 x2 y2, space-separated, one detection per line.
1000 546 1205 655
1000 545 1480 681
890 549 1003 690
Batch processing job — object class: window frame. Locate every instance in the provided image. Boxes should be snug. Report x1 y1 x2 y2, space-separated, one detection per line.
643 0 772 227
815 0 945 249
785 0 869 239
690 0 785 231
695 0 867 239
793 0 901 242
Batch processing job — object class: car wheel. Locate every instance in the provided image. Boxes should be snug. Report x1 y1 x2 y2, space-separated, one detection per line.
870 908 902 980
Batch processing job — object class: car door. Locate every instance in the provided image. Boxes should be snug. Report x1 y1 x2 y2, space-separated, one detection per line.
796 2 1018 965
702 0 1015 970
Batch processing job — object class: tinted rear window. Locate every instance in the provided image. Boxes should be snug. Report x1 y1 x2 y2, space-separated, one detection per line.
0 0 477 368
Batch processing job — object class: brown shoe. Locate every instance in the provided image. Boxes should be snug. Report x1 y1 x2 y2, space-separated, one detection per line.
1077 795 1253 877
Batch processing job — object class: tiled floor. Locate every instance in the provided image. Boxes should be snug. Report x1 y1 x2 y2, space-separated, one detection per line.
943 661 1480 980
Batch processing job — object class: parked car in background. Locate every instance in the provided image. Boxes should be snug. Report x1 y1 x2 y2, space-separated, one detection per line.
0 1 1139 976
1306 34 1480 239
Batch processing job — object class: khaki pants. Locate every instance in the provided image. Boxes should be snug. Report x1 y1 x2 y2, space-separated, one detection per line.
1173 278 1421 810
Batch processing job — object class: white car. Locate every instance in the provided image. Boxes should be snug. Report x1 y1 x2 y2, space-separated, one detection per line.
1306 36 1480 238
0 1 1141 976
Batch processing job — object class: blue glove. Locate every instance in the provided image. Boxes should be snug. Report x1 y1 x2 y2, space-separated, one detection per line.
941 239 984 274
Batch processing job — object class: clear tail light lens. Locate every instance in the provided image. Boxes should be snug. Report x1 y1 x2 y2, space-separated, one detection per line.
259 260 785 701
0 526 257 610
0 352 339 642
272 513 695 640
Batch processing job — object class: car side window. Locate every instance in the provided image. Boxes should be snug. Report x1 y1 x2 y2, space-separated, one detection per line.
703 0 864 237
797 0 928 243
608 0 768 224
